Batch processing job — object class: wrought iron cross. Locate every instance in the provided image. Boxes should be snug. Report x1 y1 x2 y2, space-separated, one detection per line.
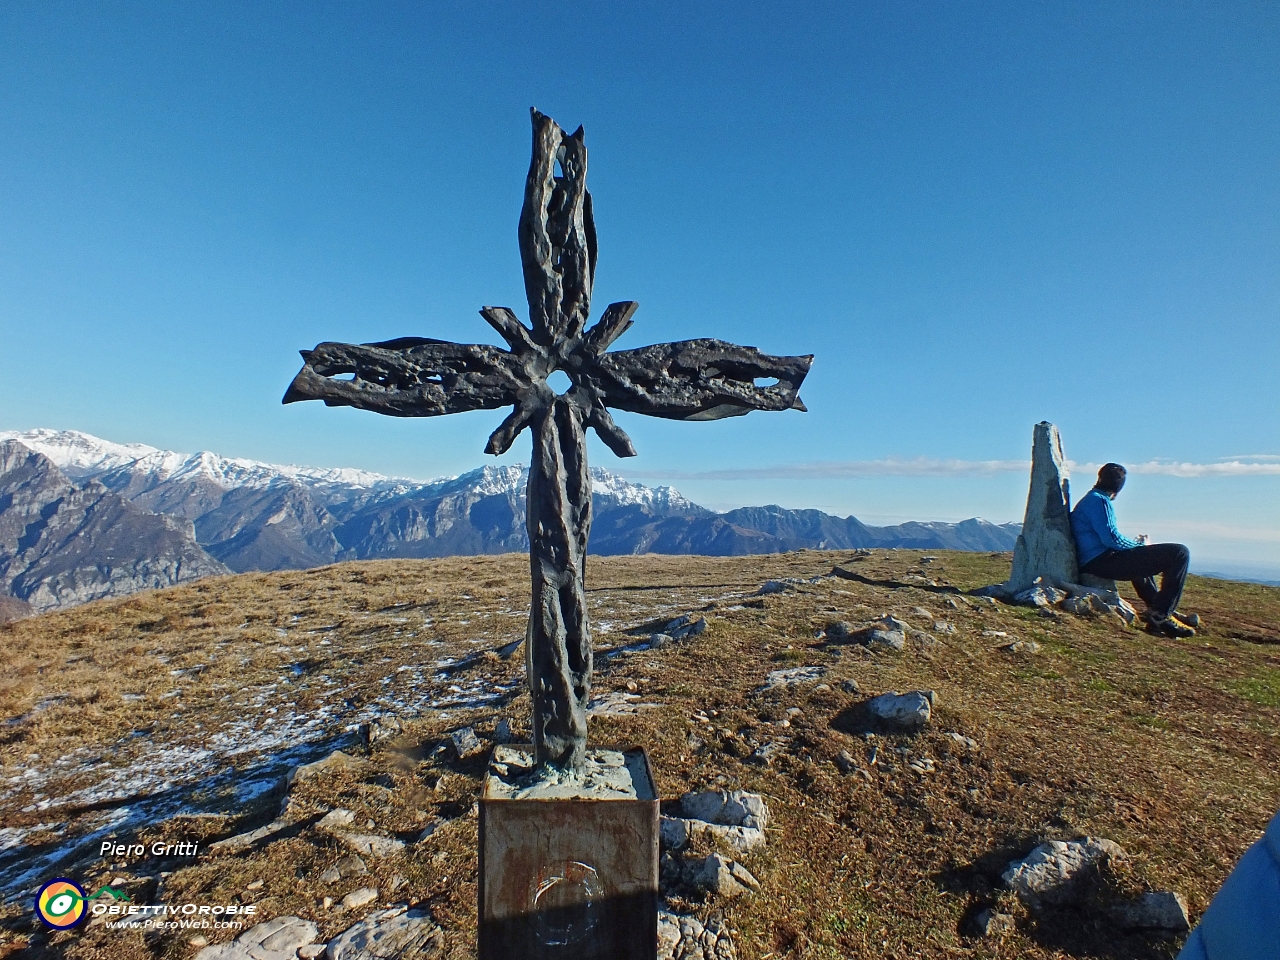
285 109 812 773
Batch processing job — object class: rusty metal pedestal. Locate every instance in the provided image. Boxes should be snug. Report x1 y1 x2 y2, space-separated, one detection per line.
479 746 659 960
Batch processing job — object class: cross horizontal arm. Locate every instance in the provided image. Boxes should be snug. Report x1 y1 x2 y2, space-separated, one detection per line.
587 339 813 421
282 338 527 417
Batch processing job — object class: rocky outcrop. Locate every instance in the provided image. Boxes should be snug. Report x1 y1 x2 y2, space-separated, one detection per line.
0 441 228 612
658 910 737 960
662 790 770 855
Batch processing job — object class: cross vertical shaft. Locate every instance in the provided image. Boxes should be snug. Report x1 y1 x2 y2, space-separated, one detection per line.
526 400 592 770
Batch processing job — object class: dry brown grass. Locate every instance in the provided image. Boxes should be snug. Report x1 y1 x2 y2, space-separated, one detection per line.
1 550 1277 958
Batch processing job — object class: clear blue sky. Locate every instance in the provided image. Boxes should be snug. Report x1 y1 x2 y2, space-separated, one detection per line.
2 2 1278 574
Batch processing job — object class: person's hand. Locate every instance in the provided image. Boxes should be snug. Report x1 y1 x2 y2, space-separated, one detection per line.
1137 534 1149 545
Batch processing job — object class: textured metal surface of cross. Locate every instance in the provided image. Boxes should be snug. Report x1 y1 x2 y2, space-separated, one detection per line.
285 108 813 772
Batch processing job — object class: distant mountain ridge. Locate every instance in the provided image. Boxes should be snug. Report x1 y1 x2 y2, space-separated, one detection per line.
0 430 1020 611
0 440 229 613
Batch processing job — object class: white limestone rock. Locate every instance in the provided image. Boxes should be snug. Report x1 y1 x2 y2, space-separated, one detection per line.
1013 579 1068 609
337 834 405 859
680 790 769 830
195 916 319 960
662 790 770 854
1002 837 1125 905
865 691 934 731
657 909 737 960
341 887 378 910
319 854 368 884
758 665 826 692
683 853 760 898
325 905 444 959
448 726 485 759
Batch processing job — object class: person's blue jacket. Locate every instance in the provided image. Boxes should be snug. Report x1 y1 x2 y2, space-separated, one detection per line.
1070 488 1141 567
1178 807 1280 959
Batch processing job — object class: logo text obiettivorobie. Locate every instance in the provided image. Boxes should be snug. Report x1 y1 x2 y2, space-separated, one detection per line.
34 878 255 933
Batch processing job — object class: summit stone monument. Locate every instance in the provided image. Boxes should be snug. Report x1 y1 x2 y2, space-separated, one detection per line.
987 421 1129 621
1006 421 1079 593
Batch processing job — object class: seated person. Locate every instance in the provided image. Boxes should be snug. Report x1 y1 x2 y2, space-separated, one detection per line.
1070 462 1197 637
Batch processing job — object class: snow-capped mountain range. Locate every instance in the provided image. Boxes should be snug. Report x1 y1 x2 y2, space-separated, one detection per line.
5 428 439 493
3 429 699 511
0 429 1019 614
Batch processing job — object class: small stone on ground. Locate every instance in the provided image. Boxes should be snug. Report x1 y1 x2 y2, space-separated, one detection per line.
319 854 368 884
865 690 934 731
759 665 826 691
1111 890 1190 931
338 833 406 859
448 726 485 759
341 887 378 910
974 908 1015 937
683 852 759 897
999 639 1040 654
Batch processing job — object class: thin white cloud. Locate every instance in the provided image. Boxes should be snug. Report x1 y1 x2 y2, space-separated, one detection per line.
1070 460 1280 478
1152 520 1280 544
626 456 1280 482
625 458 1027 481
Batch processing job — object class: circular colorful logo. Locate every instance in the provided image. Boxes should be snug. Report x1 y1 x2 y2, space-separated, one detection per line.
35 878 88 929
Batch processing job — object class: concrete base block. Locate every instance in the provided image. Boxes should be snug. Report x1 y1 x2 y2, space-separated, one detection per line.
478 746 658 960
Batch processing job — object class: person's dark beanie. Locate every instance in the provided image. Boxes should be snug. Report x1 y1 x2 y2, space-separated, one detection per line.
1097 462 1127 494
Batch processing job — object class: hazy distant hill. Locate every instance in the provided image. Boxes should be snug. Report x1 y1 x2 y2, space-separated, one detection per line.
0 430 1020 601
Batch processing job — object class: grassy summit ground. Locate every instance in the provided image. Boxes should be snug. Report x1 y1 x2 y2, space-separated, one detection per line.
1 550 1278 959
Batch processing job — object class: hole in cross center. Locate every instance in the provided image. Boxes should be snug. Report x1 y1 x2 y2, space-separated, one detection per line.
547 370 573 396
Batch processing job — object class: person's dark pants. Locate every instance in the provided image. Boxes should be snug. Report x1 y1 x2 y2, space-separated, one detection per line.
1080 543 1191 619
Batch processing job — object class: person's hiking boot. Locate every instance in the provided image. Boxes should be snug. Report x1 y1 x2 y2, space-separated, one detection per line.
1145 610 1195 638
1171 611 1200 629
